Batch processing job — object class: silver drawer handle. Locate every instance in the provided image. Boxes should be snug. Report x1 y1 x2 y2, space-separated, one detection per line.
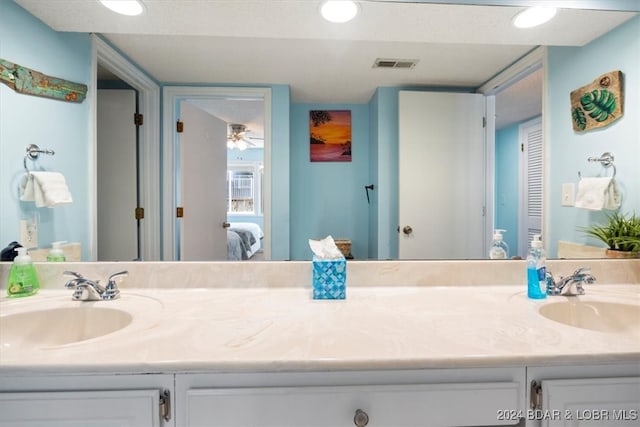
354 409 369 427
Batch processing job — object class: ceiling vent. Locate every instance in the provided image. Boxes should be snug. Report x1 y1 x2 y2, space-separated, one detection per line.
373 58 419 69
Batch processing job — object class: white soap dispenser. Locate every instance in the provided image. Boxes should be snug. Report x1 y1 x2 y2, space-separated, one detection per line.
47 241 67 262
489 229 510 259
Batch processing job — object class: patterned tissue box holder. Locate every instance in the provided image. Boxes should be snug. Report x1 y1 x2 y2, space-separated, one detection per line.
312 256 346 299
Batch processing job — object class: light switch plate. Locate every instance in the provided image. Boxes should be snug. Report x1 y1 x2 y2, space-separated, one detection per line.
19 219 38 249
561 183 575 206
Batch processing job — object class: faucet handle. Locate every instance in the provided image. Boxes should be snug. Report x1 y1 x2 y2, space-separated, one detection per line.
103 270 128 300
573 267 596 284
545 270 560 295
573 267 591 275
63 271 85 289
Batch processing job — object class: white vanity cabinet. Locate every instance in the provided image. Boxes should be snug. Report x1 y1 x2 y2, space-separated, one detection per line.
526 363 640 427
0 374 173 427
175 367 526 427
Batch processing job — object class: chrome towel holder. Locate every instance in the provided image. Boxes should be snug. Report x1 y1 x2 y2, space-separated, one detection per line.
23 143 55 173
579 151 616 179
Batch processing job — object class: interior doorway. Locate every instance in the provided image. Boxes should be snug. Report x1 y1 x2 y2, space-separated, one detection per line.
93 35 161 261
96 87 139 261
162 86 272 261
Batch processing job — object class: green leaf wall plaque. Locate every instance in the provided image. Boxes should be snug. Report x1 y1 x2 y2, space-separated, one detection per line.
570 70 623 133
0 58 87 103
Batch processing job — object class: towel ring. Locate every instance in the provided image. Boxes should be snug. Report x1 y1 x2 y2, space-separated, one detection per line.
23 144 55 173
586 151 616 179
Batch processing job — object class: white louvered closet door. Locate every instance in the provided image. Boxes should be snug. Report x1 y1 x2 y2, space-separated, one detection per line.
519 117 543 257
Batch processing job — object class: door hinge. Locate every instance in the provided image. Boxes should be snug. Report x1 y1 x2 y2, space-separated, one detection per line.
530 380 542 411
521 143 525 152
482 116 486 128
134 113 143 126
159 389 171 422
176 207 184 218
176 120 184 133
135 207 144 220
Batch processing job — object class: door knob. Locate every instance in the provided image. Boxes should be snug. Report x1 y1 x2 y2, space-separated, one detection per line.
222 221 230 229
402 225 413 235
354 409 369 427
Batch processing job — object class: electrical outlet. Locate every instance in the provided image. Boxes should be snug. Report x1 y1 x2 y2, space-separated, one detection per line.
561 183 575 207
19 219 38 248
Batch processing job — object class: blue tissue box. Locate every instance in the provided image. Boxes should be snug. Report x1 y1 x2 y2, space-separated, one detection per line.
312 256 346 299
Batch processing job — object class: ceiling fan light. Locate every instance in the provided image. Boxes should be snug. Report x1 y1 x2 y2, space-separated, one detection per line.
320 1 359 24
513 7 557 29
237 140 248 151
99 0 144 16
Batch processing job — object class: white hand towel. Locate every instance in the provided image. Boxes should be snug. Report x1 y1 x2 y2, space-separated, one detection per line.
20 172 73 208
604 178 622 210
575 177 620 211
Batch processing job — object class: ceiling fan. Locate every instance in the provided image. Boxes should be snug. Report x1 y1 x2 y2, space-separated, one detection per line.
227 123 261 150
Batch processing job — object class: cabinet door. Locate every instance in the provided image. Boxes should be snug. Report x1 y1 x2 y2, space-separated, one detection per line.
185 381 521 426
541 377 640 426
0 389 161 427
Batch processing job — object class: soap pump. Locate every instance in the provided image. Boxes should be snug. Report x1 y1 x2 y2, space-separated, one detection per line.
7 247 40 297
526 234 547 299
489 229 509 259
47 241 67 262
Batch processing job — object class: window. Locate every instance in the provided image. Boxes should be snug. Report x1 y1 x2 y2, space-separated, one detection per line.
227 162 263 215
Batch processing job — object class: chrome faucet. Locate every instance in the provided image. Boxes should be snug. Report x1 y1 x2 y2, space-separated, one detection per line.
546 267 595 296
64 270 128 301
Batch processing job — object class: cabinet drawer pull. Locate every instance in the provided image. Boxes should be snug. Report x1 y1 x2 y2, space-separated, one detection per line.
354 409 369 426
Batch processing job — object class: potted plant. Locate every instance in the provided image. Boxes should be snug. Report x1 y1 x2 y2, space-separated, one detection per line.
579 212 640 258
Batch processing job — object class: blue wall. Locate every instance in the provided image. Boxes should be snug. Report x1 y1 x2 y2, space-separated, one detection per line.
546 16 640 257
494 123 520 256
0 1 92 258
290 104 370 260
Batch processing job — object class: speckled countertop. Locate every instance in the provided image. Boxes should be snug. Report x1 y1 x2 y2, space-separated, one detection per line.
1 280 638 375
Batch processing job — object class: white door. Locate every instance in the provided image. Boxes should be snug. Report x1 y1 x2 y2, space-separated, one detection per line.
179 101 228 260
519 117 543 257
97 89 138 261
398 91 486 259
0 389 162 426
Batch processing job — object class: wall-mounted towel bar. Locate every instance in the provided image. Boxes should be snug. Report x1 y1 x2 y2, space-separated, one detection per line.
23 144 55 173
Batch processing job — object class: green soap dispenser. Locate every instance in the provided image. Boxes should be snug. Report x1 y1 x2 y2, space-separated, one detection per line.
7 247 40 297
47 241 67 262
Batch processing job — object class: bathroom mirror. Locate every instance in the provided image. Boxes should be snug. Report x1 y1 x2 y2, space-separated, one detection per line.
11 0 638 258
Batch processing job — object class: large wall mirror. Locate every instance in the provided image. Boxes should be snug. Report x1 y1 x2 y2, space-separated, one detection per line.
11 0 640 262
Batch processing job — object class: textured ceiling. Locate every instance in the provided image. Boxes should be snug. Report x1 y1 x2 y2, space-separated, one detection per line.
17 0 636 130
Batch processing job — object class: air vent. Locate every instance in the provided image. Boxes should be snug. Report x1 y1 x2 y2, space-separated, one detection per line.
373 58 418 69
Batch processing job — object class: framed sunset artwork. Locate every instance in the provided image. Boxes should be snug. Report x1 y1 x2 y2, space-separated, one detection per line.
309 110 352 162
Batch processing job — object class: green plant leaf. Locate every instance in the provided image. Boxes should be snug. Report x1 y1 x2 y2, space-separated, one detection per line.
572 107 587 130
578 211 640 252
580 89 617 122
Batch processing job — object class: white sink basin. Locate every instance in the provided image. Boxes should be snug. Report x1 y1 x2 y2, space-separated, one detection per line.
0 292 163 351
1 306 132 348
538 300 640 333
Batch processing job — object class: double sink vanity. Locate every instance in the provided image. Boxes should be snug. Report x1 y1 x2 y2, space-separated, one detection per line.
1 259 638 426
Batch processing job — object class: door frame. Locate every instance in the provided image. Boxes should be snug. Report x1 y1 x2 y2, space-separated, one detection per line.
92 35 161 261
477 46 545 255
162 86 272 261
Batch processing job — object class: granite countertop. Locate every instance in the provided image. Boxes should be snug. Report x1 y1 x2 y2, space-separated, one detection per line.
1 284 639 375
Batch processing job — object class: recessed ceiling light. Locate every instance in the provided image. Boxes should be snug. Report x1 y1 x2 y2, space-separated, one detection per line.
513 7 557 29
320 1 359 24
99 0 144 16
